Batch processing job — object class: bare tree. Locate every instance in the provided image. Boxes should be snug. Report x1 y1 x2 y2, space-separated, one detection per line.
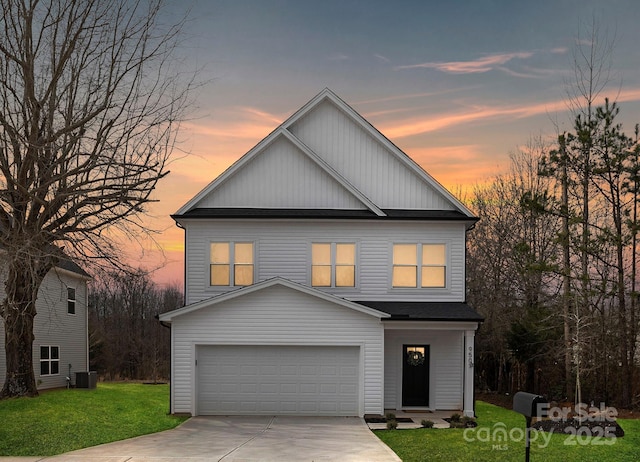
0 0 193 398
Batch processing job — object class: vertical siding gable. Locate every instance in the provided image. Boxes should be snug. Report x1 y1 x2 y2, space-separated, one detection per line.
288 100 455 210
195 136 366 210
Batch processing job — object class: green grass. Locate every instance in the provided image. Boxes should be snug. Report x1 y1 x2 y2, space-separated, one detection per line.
0 382 188 456
375 401 640 462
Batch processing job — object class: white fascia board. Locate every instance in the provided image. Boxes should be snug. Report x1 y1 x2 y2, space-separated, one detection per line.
281 130 385 216
159 277 390 322
383 320 481 331
53 267 92 282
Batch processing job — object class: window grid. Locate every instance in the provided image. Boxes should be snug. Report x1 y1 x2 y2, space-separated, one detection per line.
392 243 446 288
40 346 60 376
210 242 254 286
67 287 76 315
311 243 356 288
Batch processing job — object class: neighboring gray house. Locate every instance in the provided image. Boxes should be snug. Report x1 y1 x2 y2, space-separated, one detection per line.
0 257 90 390
159 88 483 417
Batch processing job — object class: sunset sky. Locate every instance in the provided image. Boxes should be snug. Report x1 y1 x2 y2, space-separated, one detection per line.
141 0 640 287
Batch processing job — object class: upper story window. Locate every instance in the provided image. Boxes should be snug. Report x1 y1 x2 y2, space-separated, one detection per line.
311 243 355 287
40 346 60 376
392 243 446 288
67 287 76 315
210 242 254 286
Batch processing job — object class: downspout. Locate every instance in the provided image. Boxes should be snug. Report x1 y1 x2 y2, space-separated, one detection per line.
176 221 187 306
157 315 172 414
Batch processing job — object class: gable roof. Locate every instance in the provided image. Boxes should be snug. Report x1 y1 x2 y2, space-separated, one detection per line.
175 89 476 221
158 277 391 322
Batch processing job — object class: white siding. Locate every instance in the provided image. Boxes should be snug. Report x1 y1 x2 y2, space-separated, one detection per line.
170 284 384 416
195 135 365 210
183 219 467 305
288 100 455 210
384 328 463 410
0 265 88 390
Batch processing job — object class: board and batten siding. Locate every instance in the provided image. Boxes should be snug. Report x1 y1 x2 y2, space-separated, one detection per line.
183 219 467 305
170 284 385 416
195 135 366 210
288 100 455 211
0 264 88 390
384 328 464 410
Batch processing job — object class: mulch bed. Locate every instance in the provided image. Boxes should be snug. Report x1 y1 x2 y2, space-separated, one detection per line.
364 415 414 423
477 393 638 419
444 417 478 428
477 392 627 437
532 418 624 438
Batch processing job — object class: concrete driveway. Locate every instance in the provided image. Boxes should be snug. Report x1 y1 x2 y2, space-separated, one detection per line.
12 416 400 462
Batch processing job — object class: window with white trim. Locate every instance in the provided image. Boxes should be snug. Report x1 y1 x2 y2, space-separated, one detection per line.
392 243 446 288
67 287 76 315
311 243 355 287
210 242 254 286
40 346 60 376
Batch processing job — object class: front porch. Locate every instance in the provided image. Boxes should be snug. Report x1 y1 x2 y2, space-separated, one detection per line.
382 322 477 418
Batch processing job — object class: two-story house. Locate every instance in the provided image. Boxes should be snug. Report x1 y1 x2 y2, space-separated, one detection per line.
0 257 90 390
159 89 483 417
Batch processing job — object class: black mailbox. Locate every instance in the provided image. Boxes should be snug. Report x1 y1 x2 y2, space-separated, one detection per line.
513 391 547 419
513 392 547 462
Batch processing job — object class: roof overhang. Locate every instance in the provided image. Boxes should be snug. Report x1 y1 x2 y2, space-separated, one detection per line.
353 301 484 323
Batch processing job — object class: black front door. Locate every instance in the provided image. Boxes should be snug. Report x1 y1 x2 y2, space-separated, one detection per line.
402 345 430 407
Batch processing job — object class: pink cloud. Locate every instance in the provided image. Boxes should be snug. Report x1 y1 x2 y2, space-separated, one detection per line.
378 87 640 139
396 51 534 74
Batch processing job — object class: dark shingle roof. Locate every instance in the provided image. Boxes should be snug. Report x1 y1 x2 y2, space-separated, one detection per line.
56 257 91 278
353 301 484 322
174 208 477 221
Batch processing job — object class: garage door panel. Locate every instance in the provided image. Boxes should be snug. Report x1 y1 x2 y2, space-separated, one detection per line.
197 345 359 415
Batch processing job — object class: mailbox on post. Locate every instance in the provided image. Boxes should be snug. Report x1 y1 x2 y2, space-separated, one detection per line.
513 392 547 462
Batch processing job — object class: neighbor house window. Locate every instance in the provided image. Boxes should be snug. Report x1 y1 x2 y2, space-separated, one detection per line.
40 346 60 376
210 242 254 286
311 243 355 287
67 287 76 315
392 243 446 288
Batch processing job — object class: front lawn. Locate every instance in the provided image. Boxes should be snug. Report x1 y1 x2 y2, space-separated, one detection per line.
0 382 187 456
375 401 640 462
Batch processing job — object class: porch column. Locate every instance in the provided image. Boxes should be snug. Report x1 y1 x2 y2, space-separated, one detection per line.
463 329 475 417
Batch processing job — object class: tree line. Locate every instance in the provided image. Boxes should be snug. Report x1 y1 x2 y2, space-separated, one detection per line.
468 102 640 409
88 271 182 382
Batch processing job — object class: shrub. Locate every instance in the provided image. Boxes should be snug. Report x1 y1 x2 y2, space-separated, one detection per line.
421 419 434 428
461 416 477 428
449 413 461 422
385 412 396 421
386 419 398 430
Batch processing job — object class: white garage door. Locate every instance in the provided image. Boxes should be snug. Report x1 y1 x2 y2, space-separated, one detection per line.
197 345 360 415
